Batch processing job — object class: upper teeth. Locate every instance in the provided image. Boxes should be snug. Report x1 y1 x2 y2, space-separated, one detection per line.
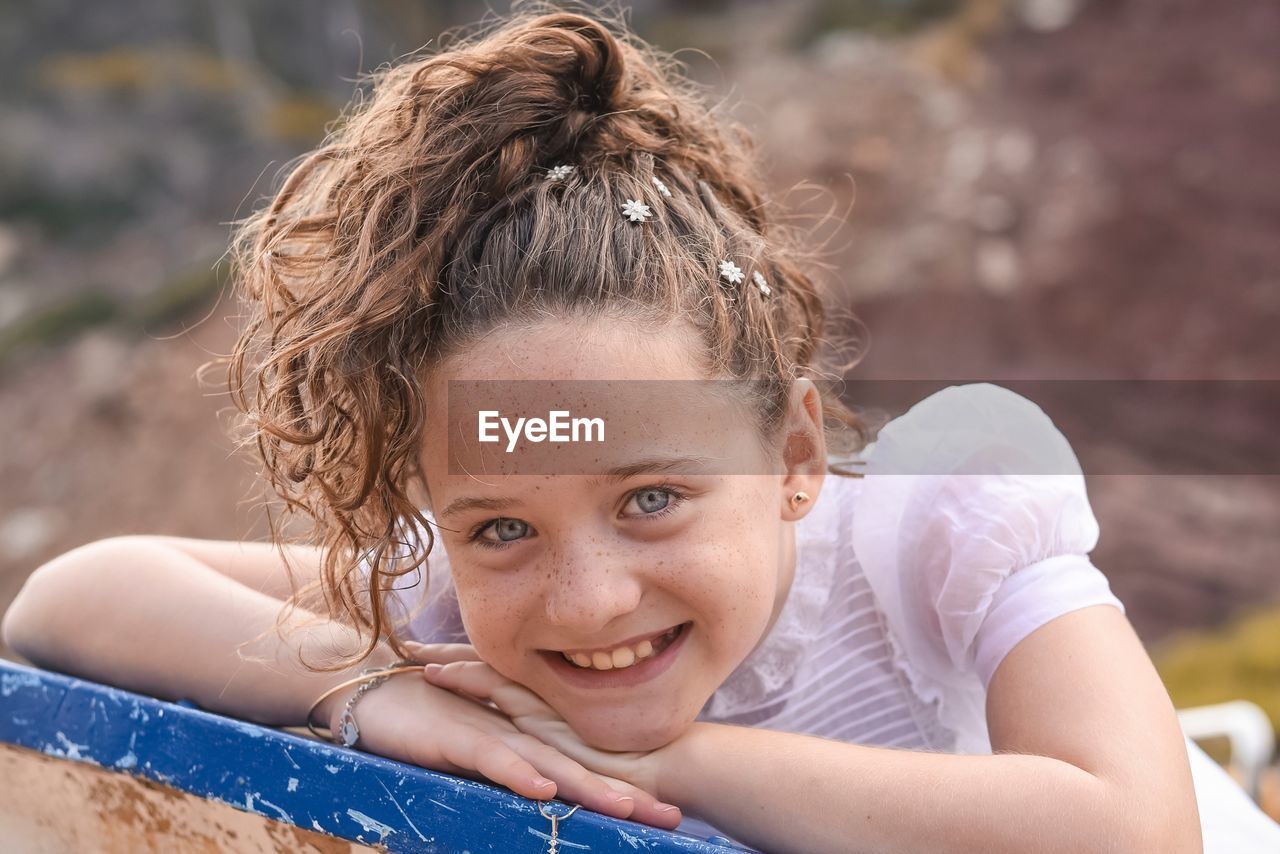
561 626 678 671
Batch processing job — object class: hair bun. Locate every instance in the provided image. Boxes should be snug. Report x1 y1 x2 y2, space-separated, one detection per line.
532 13 626 114
502 11 628 155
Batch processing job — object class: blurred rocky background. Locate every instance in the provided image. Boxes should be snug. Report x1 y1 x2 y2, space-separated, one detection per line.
0 0 1277 814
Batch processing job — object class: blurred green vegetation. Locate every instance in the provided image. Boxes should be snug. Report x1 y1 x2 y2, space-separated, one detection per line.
266 93 341 143
126 261 225 334
0 260 222 368
1156 605 1280 736
0 291 122 364
35 44 339 145
37 45 252 97
0 183 139 241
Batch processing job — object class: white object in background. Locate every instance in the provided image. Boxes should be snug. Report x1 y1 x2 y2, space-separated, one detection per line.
1178 700 1275 802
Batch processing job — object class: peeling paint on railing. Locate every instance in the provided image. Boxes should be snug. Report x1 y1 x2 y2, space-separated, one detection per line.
0 660 748 852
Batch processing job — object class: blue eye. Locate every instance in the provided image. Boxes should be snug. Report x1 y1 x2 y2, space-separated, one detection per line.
632 488 670 514
471 517 529 549
468 484 689 552
623 484 687 519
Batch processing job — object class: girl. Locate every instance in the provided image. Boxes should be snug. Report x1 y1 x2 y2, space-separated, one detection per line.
5 5 1279 852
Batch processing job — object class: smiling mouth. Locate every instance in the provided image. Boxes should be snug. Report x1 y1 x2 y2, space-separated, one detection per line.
553 622 689 672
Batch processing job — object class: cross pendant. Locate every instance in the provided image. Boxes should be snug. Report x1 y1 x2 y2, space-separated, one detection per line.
545 814 560 853
538 800 578 852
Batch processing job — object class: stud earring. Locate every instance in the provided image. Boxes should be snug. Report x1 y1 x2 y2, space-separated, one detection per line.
790 491 810 510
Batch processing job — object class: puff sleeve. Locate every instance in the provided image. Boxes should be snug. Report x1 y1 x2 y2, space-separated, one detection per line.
851 384 1125 722
356 512 468 646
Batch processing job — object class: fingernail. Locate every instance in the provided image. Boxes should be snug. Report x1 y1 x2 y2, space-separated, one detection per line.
423 663 442 674
607 791 634 804
532 777 555 789
655 804 680 813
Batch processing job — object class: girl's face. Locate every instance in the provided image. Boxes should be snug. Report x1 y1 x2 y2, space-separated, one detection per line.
418 316 825 751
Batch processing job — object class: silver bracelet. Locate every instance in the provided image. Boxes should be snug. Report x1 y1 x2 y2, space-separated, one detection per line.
333 662 421 748
335 672 388 748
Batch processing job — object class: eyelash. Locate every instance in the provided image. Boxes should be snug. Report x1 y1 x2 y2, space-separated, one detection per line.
466 483 690 552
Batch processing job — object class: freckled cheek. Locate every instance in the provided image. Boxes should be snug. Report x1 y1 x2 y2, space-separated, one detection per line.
679 542 775 640
455 577 537 659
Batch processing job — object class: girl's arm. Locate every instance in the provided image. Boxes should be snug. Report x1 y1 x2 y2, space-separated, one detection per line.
1 537 685 826
1 535 396 726
654 604 1201 853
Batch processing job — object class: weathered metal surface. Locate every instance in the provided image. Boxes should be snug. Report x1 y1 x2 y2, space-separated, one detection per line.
0 660 743 852
0 742 369 852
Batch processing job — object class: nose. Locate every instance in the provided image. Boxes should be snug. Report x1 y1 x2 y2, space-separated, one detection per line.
542 536 644 636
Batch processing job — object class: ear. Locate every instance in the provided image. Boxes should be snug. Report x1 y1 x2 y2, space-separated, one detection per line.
779 378 827 521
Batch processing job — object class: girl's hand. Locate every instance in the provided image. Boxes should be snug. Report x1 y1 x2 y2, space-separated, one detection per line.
335 642 680 830
416 648 676 810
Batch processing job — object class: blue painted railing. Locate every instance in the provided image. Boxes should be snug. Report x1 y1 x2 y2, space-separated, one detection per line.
0 659 746 852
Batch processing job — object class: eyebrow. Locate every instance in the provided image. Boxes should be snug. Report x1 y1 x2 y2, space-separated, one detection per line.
437 495 520 520
586 455 712 486
437 455 712 520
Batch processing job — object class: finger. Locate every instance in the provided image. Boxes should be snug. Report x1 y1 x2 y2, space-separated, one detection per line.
423 661 548 718
421 670 680 827
594 774 684 830
501 731 682 829
435 727 558 802
501 732 644 822
419 661 502 710
401 641 482 664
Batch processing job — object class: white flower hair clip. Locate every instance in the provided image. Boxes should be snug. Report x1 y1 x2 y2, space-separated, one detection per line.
621 198 653 222
652 176 672 198
752 270 772 296
546 164 575 181
719 259 744 284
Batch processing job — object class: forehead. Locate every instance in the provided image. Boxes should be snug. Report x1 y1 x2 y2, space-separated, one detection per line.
416 317 770 495
431 314 710 384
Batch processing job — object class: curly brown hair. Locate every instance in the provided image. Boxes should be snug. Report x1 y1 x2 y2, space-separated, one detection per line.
222 2 868 671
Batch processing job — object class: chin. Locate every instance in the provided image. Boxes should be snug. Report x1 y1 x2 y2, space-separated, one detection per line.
573 711 694 752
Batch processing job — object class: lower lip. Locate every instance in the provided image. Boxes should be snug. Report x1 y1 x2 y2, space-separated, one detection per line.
541 622 691 690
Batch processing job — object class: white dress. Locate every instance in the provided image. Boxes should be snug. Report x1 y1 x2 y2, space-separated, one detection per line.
373 383 1280 852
